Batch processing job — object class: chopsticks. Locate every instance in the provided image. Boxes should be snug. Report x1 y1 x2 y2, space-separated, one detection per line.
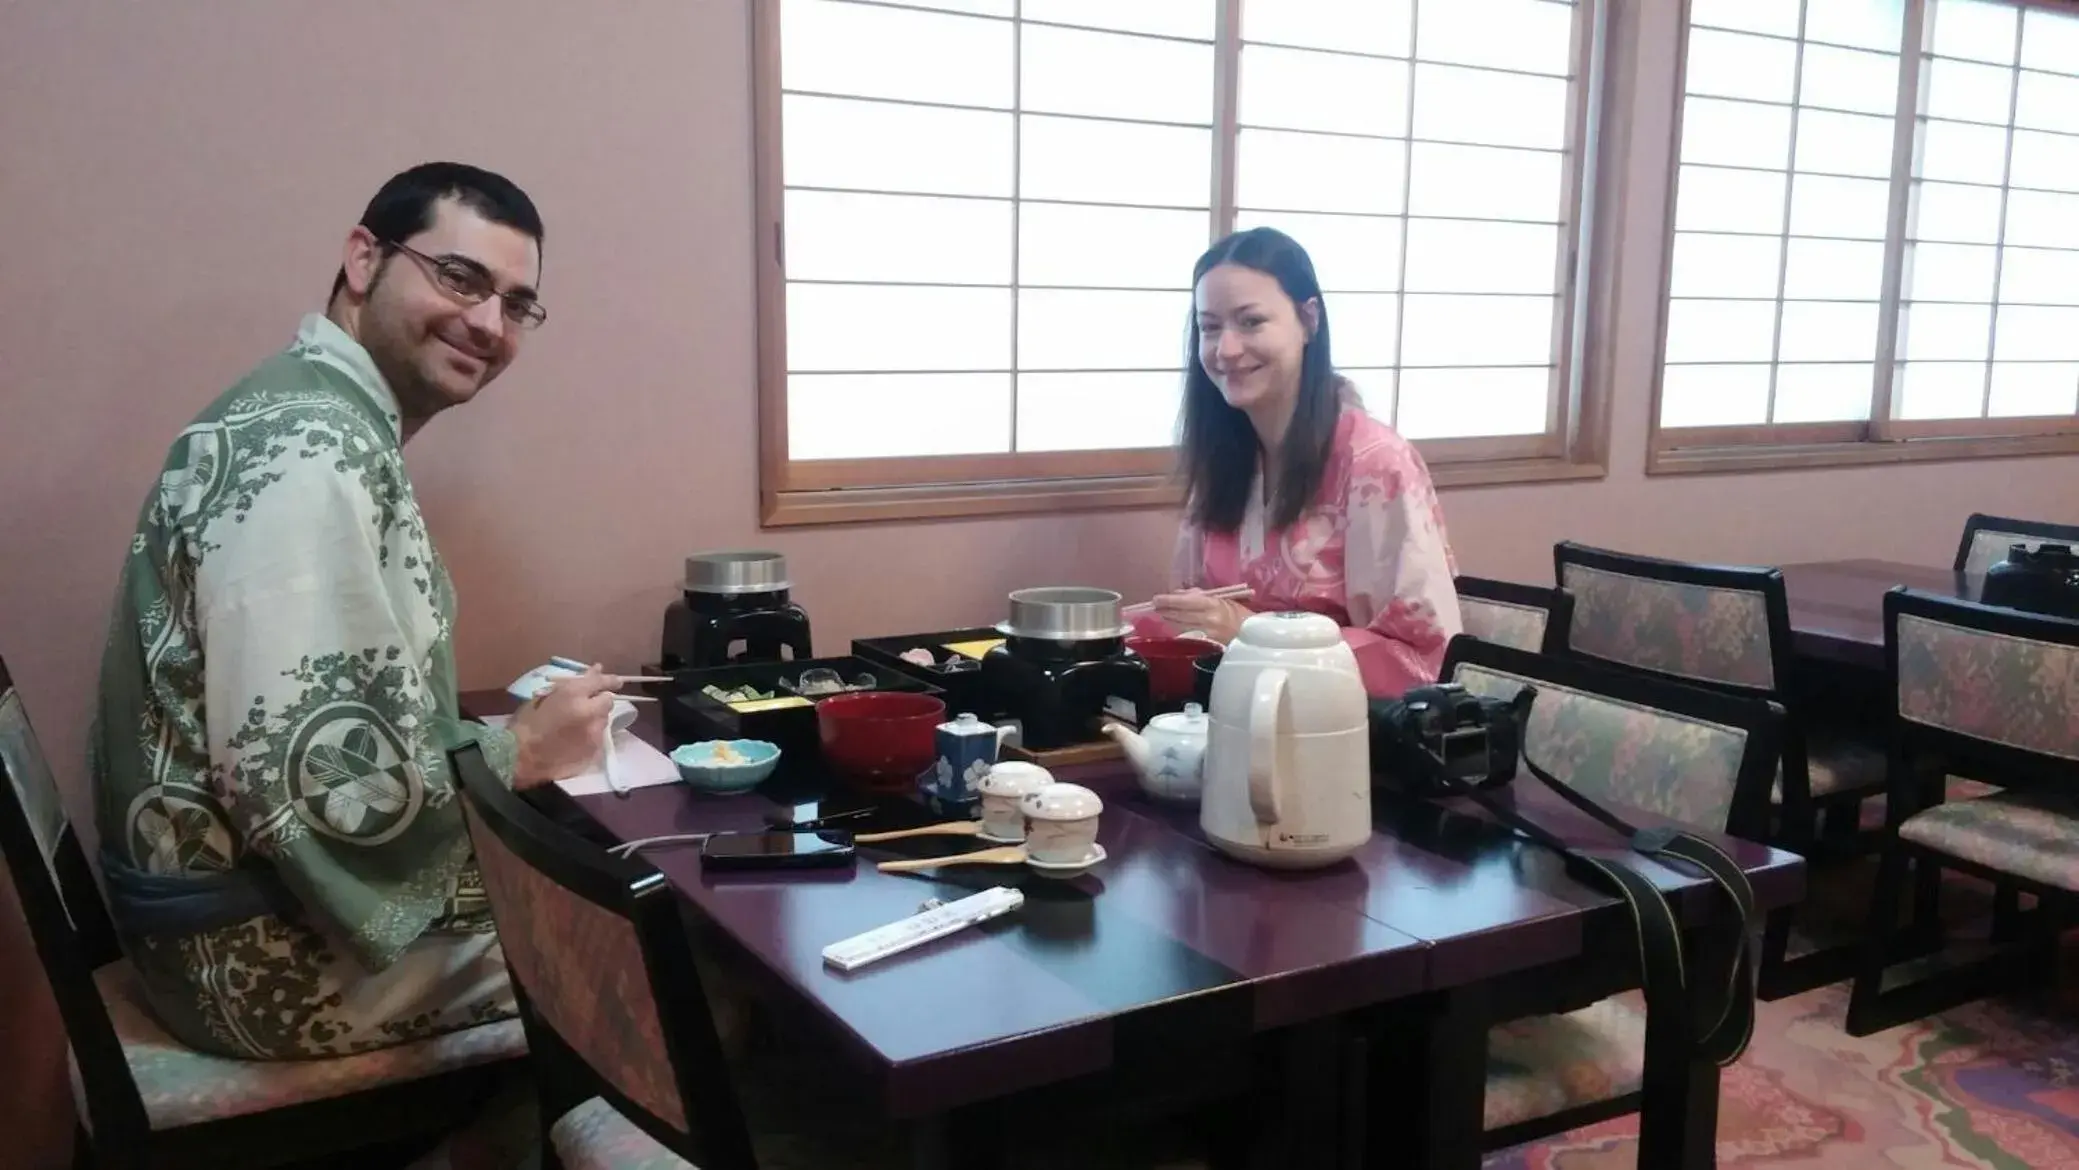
549 655 673 684
543 656 669 702
529 684 656 704
1122 583 1254 616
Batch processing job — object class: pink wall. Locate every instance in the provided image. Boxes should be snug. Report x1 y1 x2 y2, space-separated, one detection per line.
1 1 2072 1165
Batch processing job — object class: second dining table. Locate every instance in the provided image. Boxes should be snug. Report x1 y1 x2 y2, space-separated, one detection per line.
469 691 1803 1170
1778 558 1978 672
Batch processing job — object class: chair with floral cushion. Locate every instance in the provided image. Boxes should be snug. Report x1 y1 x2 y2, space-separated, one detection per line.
1454 576 1573 655
450 741 912 1170
1553 540 1887 998
1423 635 1783 1166
1954 512 2079 577
0 653 528 1170
1844 588 2079 1036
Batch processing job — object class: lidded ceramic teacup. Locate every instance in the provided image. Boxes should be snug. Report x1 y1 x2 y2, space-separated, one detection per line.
1018 782 1104 866
976 761 1052 841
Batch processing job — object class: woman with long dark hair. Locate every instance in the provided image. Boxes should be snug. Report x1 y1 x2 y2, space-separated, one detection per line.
1132 227 1462 697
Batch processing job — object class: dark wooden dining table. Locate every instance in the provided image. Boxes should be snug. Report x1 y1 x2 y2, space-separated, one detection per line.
464 691 1803 1169
1779 559 1978 671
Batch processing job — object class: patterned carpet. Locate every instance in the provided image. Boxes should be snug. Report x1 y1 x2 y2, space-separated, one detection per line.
1488 849 2079 1170
1486 979 2079 1169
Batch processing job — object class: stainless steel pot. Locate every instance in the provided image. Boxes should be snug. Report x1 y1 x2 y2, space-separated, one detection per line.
997 586 1132 641
684 550 790 596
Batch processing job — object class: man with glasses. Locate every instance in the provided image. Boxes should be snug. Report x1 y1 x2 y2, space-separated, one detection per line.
89 163 610 1074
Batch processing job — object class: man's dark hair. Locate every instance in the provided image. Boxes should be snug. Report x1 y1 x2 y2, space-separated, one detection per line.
328 162 545 304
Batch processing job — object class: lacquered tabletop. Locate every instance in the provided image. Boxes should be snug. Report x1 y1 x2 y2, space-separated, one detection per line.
465 691 1803 1117
1779 559 1974 670
568 767 1430 1115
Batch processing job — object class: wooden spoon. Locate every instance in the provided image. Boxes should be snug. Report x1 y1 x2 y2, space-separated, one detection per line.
854 821 986 845
876 845 1028 872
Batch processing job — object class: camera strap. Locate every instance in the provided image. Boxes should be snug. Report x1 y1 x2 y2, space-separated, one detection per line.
1427 748 1758 1068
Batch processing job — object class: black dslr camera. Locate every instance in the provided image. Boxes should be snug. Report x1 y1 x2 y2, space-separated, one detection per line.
1370 682 1535 794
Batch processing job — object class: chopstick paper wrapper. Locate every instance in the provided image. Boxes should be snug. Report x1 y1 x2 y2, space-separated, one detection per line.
478 714 681 797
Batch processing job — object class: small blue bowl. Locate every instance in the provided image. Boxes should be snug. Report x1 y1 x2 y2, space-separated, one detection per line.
669 740 781 793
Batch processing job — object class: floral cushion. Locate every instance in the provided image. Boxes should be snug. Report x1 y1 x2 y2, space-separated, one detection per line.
1485 993 1647 1131
552 1099 691 1170
73 960 525 1131
467 799 687 1130
1963 530 2053 577
1898 789 2079 892
1455 665 1752 830
552 1095 914 1170
1460 597 1551 654
553 1074 1218 1169
1561 563 1776 690
1895 613 2079 762
1773 734 1887 802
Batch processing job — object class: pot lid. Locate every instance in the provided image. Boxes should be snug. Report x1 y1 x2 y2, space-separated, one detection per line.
978 761 1052 796
1233 610 1342 650
1000 586 1127 641
684 550 790 595
1146 702 1209 733
1020 781 1104 821
938 712 1000 737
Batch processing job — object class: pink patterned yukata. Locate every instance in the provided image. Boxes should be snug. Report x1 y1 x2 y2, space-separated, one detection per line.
1140 407 1463 697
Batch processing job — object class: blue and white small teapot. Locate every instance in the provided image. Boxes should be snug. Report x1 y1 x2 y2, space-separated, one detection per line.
1103 703 1210 802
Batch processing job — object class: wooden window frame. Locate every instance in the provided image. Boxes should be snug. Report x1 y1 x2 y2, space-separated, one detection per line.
756 0 1615 527
1649 0 2079 477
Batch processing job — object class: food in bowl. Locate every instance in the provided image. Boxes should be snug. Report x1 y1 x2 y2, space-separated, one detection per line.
783 669 879 697
670 740 782 793
816 691 946 793
702 683 776 704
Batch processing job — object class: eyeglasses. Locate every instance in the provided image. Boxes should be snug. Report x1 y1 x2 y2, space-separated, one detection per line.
384 240 547 329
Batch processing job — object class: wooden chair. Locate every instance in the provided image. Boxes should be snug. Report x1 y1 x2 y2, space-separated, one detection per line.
1553 540 1886 998
1954 512 2079 577
0 653 526 1170
1406 636 1783 1168
1453 575 1574 656
1845 589 2079 1036
451 742 906 1170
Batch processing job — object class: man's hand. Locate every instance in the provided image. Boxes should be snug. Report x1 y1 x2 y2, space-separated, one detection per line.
509 664 621 789
1149 589 1251 645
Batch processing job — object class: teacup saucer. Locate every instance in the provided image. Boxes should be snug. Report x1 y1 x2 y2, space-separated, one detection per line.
976 828 1024 845
1025 843 1108 878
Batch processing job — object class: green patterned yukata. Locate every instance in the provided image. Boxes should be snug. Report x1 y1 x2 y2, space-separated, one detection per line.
91 314 520 1059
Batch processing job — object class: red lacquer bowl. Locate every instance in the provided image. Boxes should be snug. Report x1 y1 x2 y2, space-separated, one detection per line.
816 691 947 792
1128 635 1225 703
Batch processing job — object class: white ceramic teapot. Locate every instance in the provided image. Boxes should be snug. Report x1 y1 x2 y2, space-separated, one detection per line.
1103 702 1210 802
1199 611 1372 869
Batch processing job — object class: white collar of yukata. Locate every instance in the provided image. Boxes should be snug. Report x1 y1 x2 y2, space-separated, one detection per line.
293 313 404 440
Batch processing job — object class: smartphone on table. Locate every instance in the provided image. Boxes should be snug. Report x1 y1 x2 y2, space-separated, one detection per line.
764 799 877 831
700 829 857 871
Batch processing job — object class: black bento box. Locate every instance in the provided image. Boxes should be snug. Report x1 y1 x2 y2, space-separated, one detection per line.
850 627 1005 718
655 656 945 781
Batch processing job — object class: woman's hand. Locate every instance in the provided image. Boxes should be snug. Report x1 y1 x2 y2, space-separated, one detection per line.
510 664 621 789
1150 589 1252 644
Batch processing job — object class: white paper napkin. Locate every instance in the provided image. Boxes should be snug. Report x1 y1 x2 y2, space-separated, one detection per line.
478 715 682 796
